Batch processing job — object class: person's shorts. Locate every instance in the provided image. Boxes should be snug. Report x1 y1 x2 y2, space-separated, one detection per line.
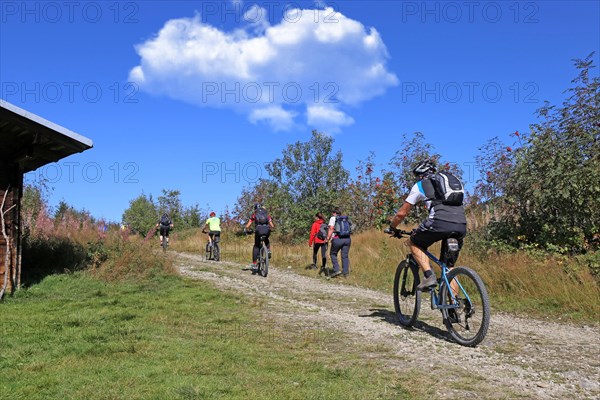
159 226 170 236
255 224 270 238
209 231 221 242
410 219 466 250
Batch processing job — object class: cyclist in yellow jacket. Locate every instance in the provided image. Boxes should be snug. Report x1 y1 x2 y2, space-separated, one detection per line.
203 212 221 245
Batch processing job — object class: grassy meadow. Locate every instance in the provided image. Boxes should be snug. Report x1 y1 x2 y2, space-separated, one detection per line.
1 271 410 399
2 219 596 399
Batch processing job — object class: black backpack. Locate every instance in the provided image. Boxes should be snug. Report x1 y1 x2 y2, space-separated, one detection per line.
424 172 464 206
160 214 171 226
316 223 328 240
255 207 269 225
334 216 352 238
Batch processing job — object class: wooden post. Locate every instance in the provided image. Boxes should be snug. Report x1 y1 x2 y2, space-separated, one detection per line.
0 183 19 299
1 186 14 298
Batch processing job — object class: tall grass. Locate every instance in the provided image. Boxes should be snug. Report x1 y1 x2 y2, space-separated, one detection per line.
21 206 175 286
91 234 177 282
173 227 599 322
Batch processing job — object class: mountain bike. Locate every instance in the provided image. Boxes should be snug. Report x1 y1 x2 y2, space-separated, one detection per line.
245 229 269 277
157 226 170 253
385 228 490 347
203 230 220 261
161 234 168 252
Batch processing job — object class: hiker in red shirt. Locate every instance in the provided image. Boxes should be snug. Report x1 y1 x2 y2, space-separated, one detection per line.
308 212 328 275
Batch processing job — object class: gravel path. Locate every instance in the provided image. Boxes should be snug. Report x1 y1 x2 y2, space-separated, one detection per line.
175 252 600 399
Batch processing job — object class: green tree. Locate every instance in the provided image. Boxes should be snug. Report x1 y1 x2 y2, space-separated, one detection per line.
21 184 46 233
21 176 53 236
373 171 400 229
499 54 600 251
157 189 183 227
233 179 293 234
473 136 516 221
338 153 377 232
182 203 202 229
54 200 70 222
122 193 157 235
265 130 349 237
235 130 349 238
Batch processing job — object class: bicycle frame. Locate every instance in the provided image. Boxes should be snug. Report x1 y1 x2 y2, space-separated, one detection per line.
258 235 267 254
408 248 472 312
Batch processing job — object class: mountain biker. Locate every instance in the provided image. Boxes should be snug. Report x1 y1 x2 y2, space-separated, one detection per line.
326 207 352 278
389 160 467 291
156 213 174 247
308 212 328 274
244 203 275 270
203 211 221 246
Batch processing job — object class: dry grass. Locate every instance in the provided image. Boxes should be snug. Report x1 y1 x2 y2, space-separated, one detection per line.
91 234 177 282
460 248 599 320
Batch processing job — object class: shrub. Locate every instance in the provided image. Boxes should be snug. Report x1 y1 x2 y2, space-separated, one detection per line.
92 235 176 282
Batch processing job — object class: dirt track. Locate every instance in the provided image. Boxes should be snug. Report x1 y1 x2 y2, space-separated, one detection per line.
175 252 599 399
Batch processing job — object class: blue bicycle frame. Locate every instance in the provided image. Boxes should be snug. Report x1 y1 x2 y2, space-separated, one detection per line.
415 249 473 311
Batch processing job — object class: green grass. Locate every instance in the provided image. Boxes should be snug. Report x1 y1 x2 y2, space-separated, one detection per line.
0 272 412 399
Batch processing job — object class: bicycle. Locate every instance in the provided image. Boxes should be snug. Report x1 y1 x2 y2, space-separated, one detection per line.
202 230 220 261
385 228 490 347
156 226 170 253
245 229 269 277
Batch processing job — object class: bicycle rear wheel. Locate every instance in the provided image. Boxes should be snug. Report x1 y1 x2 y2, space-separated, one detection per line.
259 244 269 277
440 266 490 347
213 243 220 261
162 237 168 252
393 259 421 326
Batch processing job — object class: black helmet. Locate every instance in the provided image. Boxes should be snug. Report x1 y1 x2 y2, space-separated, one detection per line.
254 203 263 210
412 160 436 176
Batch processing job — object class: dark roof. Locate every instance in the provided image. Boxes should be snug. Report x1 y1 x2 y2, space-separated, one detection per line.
0 100 93 173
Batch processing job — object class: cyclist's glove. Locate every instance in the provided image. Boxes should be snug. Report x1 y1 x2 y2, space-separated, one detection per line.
388 226 402 238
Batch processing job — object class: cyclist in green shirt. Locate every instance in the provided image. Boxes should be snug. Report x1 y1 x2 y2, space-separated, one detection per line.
203 212 221 245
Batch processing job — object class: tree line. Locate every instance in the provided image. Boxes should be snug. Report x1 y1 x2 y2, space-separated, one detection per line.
230 55 599 254
32 54 592 256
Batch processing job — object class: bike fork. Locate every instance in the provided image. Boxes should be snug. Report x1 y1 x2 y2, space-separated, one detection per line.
430 289 438 310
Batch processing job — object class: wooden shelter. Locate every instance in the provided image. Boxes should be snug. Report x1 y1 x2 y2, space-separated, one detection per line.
0 100 93 297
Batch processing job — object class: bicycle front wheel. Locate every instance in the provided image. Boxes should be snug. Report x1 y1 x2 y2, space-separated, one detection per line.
259 244 269 277
205 243 211 261
440 266 490 347
393 260 421 326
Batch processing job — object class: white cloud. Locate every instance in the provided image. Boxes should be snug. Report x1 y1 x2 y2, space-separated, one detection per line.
129 7 397 132
249 106 297 132
243 5 270 34
306 105 354 133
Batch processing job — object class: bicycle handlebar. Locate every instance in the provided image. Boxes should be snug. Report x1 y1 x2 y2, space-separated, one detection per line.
384 227 413 238
244 228 275 235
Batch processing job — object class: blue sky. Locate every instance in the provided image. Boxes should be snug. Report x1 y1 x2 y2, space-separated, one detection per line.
1 0 598 222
